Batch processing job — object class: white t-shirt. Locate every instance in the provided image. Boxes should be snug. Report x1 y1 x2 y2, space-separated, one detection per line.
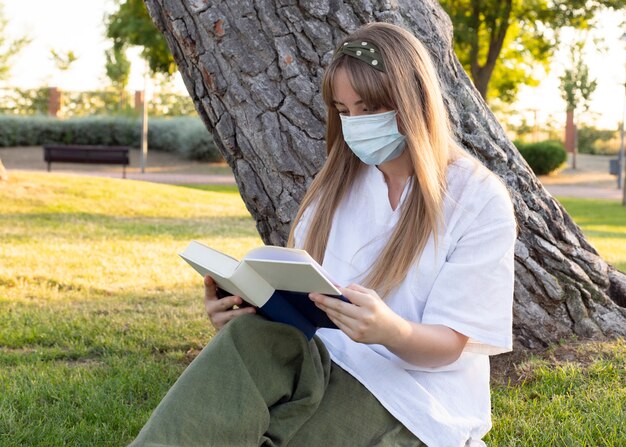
292 156 517 447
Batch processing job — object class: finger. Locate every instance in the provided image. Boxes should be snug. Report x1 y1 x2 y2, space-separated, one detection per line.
347 283 371 293
337 287 372 305
321 304 359 328
221 295 243 310
204 274 216 287
323 310 358 340
204 275 218 302
206 295 241 314
310 292 361 318
213 307 256 328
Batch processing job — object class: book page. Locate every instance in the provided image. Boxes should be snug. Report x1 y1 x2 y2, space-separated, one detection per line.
178 256 248 300
179 241 272 305
180 241 239 277
244 259 342 296
243 246 342 287
229 262 275 307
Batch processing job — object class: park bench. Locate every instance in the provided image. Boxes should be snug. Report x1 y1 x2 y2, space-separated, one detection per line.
43 145 130 178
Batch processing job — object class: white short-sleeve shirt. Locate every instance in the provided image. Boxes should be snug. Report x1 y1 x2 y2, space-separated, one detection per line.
293 156 517 447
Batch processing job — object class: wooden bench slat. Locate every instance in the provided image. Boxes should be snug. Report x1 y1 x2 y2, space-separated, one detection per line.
43 145 130 178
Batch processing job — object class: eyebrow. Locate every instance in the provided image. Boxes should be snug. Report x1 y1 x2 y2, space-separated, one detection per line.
332 99 364 107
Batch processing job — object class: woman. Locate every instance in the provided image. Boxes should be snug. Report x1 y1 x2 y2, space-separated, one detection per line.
130 22 517 447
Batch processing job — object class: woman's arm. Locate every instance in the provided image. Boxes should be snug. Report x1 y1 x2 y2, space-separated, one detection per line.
309 284 468 369
384 319 469 369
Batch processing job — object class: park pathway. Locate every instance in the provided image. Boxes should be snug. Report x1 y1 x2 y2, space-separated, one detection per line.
1 146 622 199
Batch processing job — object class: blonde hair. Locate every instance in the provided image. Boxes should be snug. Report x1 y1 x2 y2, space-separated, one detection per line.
287 22 472 298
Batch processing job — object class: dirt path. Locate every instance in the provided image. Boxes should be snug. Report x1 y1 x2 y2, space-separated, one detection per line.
0 146 236 184
1 146 623 198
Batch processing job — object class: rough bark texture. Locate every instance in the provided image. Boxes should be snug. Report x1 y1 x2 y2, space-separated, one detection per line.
144 0 626 349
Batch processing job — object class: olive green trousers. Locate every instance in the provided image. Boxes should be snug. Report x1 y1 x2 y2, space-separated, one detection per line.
128 314 423 447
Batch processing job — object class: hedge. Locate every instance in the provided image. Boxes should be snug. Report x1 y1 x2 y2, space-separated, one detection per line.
0 115 222 162
514 140 567 176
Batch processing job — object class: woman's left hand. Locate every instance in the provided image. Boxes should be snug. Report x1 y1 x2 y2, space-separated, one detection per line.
309 284 409 346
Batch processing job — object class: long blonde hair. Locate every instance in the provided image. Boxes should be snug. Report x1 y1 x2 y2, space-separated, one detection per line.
287 22 470 298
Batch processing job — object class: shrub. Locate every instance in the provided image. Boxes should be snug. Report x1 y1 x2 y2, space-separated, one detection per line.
0 115 222 161
515 140 567 175
577 126 618 155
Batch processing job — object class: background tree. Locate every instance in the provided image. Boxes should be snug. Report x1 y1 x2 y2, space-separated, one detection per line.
0 0 30 181
143 0 626 349
49 48 78 72
105 43 131 111
438 0 625 102
559 40 598 169
560 43 598 113
105 0 175 76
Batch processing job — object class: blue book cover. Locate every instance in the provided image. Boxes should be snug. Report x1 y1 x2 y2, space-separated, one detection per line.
256 290 350 340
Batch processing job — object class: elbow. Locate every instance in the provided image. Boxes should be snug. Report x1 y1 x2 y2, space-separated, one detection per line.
428 331 469 369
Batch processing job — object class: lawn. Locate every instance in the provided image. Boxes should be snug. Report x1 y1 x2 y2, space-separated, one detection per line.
557 197 626 272
1 172 624 446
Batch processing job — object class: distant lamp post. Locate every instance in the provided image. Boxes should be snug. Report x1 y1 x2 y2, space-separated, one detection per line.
620 32 626 205
140 60 150 175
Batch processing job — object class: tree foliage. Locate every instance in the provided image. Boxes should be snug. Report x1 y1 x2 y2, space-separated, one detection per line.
439 0 625 102
559 41 598 114
0 0 30 181
105 0 176 75
0 1 30 82
105 43 131 92
49 49 78 72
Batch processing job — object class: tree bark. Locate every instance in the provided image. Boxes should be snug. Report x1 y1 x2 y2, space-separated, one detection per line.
469 0 512 100
144 0 626 349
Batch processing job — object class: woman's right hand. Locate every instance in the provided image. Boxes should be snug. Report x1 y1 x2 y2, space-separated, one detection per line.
204 275 256 331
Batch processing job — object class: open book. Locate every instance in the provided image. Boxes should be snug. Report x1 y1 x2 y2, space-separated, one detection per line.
179 241 349 339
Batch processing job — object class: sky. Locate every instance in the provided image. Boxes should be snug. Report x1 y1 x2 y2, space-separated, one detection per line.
2 0 625 130
1 0 170 94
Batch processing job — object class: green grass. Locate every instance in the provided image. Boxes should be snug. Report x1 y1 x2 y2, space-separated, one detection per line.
1 173 624 446
0 172 262 446
487 340 626 446
556 197 626 272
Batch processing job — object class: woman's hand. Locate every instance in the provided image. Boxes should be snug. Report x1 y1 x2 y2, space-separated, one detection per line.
309 283 410 346
204 275 255 331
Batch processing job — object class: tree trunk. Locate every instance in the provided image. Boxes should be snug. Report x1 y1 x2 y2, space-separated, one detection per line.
0 158 7 181
144 0 626 349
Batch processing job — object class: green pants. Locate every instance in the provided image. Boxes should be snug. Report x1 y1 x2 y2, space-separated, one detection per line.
129 314 423 446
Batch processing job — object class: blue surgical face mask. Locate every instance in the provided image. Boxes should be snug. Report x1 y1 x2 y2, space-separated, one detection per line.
340 110 406 165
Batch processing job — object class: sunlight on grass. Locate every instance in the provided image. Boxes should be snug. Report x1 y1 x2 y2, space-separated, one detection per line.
0 172 261 305
1 173 625 446
556 197 626 272
0 172 262 446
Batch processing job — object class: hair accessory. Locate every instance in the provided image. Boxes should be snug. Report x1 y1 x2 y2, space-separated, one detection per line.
334 40 386 73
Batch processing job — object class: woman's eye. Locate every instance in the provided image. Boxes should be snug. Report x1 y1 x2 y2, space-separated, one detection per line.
336 107 378 116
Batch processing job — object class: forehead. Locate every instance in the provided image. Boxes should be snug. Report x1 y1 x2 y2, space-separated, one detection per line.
331 68 362 105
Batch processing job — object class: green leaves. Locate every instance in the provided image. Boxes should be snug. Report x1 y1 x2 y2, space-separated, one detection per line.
105 0 176 76
559 41 598 113
439 0 625 102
